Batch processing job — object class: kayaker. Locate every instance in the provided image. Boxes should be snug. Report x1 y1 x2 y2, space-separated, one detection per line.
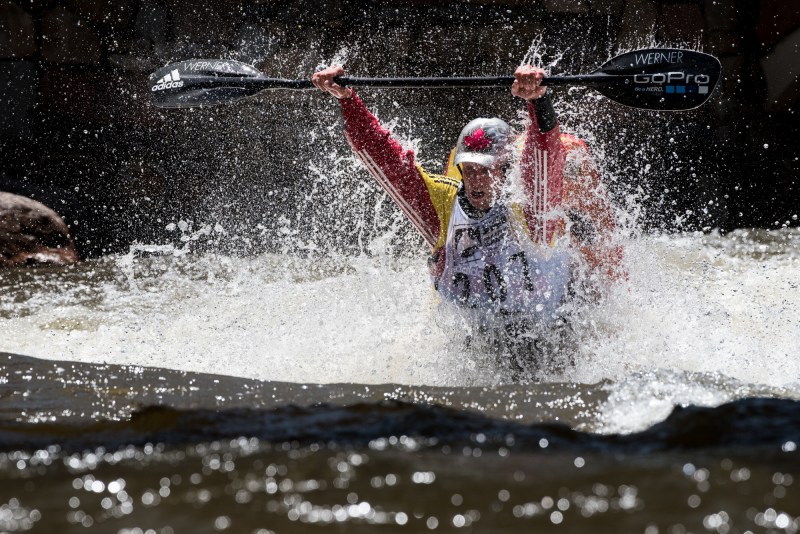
312 64 623 362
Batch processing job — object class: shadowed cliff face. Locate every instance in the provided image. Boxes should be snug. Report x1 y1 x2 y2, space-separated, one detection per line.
0 1 798 257
0 192 79 267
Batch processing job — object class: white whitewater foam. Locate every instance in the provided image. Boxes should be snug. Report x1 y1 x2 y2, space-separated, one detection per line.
1 248 496 386
3 230 800 433
570 230 800 432
571 232 800 387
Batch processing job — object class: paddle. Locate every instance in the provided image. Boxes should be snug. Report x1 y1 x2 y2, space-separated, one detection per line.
149 48 721 111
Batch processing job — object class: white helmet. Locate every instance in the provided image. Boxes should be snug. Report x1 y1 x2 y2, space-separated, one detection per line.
453 117 512 168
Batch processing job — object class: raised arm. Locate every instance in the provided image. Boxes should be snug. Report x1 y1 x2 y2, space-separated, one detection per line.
513 65 566 246
312 66 440 246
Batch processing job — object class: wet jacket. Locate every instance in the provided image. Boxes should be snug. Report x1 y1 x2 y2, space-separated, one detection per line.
338 92 622 284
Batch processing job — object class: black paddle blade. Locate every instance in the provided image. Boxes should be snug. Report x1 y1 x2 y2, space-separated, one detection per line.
149 60 265 108
593 48 721 111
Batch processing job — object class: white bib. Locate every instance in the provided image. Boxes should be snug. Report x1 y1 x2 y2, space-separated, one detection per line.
437 197 573 327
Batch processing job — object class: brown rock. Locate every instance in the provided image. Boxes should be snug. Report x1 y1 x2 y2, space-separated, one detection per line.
0 192 79 267
0 1 36 58
41 6 102 64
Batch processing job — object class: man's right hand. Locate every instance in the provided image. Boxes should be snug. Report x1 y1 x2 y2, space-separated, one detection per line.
311 65 353 100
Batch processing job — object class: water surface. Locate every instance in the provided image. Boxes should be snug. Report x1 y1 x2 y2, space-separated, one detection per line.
1 230 799 532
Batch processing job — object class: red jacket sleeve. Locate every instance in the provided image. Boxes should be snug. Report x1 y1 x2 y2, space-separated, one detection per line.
339 93 440 246
520 99 565 245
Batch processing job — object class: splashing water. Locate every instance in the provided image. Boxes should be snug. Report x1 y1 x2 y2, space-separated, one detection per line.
3 19 799 534
3 228 800 430
520 36 565 71
3 39 799 437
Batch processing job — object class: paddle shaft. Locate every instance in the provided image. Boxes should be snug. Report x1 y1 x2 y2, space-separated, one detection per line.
177 73 625 91
339 74 621 88
149 48 720 110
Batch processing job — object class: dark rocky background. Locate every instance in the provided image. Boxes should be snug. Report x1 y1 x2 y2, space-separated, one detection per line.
1 0 798 257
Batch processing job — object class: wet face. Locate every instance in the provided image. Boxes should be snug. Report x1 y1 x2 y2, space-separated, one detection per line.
459 162 506 210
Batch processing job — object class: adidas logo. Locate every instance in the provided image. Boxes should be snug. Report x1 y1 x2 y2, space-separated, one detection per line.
151 69 184 92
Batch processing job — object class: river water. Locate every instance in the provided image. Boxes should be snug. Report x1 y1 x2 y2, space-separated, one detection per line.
1 227 799 532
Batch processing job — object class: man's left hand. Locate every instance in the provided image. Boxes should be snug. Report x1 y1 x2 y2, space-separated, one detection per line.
512 65 547 101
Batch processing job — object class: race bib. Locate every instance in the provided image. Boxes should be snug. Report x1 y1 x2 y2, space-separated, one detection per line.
437 200 572 325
